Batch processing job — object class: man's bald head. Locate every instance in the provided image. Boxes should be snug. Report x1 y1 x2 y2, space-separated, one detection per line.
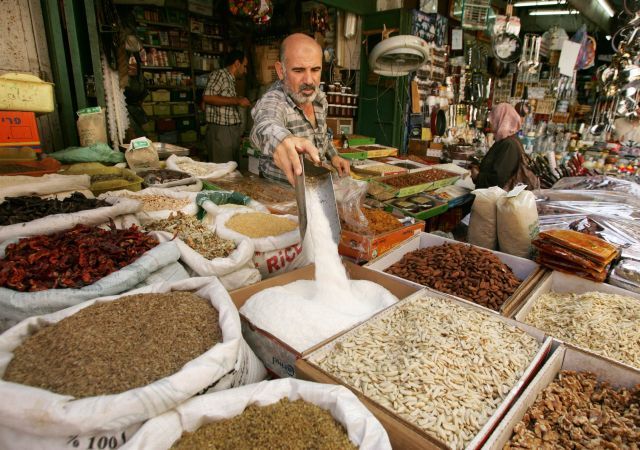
279 33 322 66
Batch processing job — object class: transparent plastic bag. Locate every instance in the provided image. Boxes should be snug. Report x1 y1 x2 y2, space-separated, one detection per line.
551 176 640 197
334 176 368 232
537 213 640 247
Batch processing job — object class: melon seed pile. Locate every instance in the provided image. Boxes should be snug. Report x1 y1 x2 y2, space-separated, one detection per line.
3 292 221 398
170 398 357 450
226 212 298 238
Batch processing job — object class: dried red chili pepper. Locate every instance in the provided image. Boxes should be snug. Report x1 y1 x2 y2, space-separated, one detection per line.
0 223 158 292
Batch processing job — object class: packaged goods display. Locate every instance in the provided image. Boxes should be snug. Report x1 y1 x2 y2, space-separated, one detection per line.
312 294 541 450
384 243 521 311
522 291 640 368
145 212 236 259
3 292 220 397
170 398 356 450
0 193 108 225
226 212 298 238
0 224 158 292
504 371 640 448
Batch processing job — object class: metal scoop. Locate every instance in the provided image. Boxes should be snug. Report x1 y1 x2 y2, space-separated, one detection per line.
294 155 341 244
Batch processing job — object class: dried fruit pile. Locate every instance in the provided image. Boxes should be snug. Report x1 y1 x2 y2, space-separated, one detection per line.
0 193 108 225
505 370 640 449
314 294 540 450
3 292 221 397
145 212 236 259
171 398 357 450
342 207 401 235
382 169 456 188
385 243 521 311
0 224 157 291
226 212 297 238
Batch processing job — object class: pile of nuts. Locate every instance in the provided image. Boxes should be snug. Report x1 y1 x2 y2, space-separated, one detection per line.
342 207 402 235
171 398 357 450
523 291 640 368
505 370 640 448
145 212 236 260
385 243 521 311
313 294 540 450
226 212 298 238
4 292 221 398
382 169 456 188
116 193 192 212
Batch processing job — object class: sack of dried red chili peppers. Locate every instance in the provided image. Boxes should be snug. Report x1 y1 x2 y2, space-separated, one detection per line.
0 223 181 331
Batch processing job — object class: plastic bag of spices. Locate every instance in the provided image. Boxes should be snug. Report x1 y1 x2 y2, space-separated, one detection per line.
468 186 506 250
118 378 391 450
0 276 267 450
215 209 309 279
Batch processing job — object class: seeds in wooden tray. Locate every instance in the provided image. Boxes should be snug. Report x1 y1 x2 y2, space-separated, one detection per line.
116 193 191 211
384 243 521 311
382 169 455 188
145 212 236 259
522 291 640 368
226 212 297 238
3 292 221 398
313 294 540 450
505 370 640 448
171 398 357 450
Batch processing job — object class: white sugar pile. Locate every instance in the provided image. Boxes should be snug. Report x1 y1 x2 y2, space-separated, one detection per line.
240 187 397 352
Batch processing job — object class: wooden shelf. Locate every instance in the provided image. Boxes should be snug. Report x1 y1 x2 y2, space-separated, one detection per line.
143 44 189 51
137 20 186 28
141 66 191 71
193 49 224 55
146 85 193 90
191 32 224 40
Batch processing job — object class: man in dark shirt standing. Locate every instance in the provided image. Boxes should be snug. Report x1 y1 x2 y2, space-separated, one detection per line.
203 50 251 163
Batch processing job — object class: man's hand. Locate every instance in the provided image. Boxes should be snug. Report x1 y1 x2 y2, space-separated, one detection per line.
273 136 321 186
237 97 251 107
331 155 350 177
469 164 480 181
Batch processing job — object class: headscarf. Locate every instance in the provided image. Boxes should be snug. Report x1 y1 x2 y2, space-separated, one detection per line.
490 103 522 141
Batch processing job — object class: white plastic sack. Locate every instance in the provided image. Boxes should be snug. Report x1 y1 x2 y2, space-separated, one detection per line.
166 154 237 180
215 210 309 278
41 189 95 200
133 261 190 288
0 174 91 201
0 196 142 243
219 265 262 291
99 188 198 226
201 199 269 228
119 378 391 450
0 276 266 450
149 231 255 278
0 241 180 332
497 187 539 258
468 186 506 250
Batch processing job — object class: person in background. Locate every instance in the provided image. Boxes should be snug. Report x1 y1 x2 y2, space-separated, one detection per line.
203 49 251 163
250 33 350 186
471 103 522 189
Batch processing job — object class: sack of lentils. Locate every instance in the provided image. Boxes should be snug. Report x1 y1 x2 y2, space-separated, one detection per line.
99 188 198 226
0 277 266 450
118 378 391 450
145 212 260 289
215 210 310 279
0 225 180 332
0 195 142 243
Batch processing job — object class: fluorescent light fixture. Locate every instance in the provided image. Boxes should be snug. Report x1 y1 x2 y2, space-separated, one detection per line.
596 0 614 17
514 0 566 7
529 9 579 15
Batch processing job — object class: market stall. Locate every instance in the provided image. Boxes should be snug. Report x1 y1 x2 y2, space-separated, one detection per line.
1 0 639 448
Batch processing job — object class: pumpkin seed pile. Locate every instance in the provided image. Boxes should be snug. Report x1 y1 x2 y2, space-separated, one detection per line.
171 398 357 450
145 212 236 259
226 212 297 238
3 292 221 398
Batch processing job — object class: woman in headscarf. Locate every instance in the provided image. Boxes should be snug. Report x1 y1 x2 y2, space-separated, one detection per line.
471 103 523 189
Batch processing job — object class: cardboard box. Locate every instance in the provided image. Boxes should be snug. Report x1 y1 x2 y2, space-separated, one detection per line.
366 233 546 317
297 290 552 450
339 220 424 261
326 117 354 136
229 262 421 378
483 344 640 449
513 270 640 370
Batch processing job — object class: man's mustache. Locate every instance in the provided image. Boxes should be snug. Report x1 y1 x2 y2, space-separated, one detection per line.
299 84 317 93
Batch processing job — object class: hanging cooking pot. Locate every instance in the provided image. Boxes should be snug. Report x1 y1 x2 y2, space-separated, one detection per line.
492 33 522 64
